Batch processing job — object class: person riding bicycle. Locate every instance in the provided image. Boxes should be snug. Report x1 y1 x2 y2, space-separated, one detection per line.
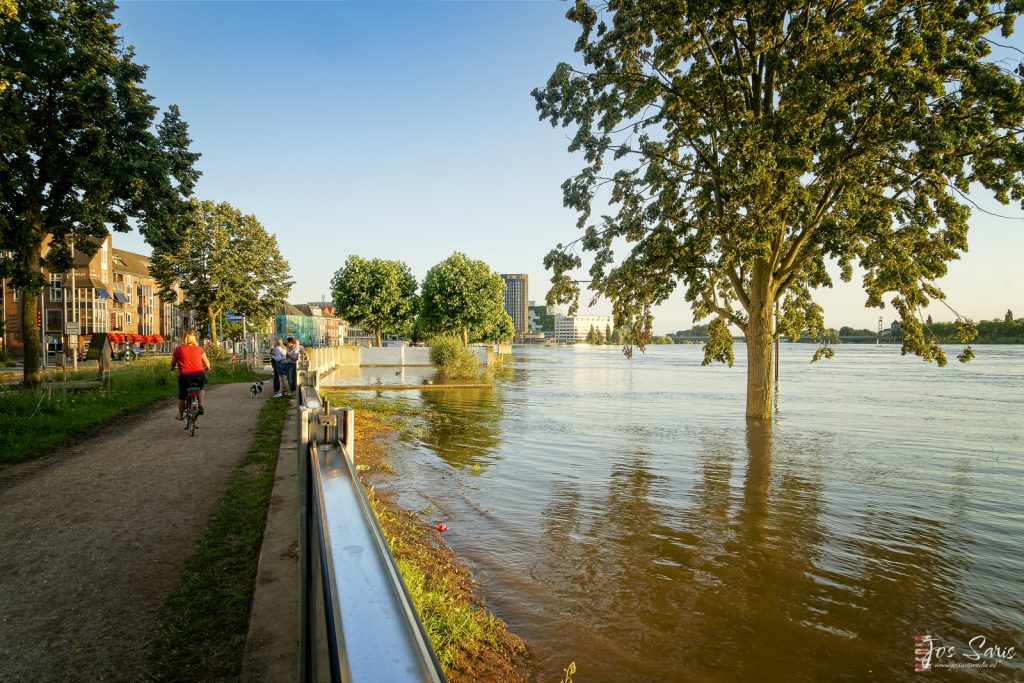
170 331 212 421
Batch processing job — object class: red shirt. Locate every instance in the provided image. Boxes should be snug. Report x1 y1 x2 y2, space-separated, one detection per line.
173 344 207 375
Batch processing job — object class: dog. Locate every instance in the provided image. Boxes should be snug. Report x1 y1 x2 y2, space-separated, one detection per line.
249 381 264 398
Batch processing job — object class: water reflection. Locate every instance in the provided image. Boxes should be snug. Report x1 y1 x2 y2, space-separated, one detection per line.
417 388 505 470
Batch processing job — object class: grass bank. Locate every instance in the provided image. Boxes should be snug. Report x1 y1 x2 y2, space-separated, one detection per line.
149 395 289 681
0 358 262 464
330 391 530 682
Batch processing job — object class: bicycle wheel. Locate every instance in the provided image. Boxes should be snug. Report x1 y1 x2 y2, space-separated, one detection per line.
189 397 199 436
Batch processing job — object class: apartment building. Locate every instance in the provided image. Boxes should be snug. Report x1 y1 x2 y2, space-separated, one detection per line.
1 237 188 358
554 313 613 344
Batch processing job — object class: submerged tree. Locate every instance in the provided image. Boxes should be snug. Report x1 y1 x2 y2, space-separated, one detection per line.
149 200 292 342
330 256 418 346
534 0 1024 419
0 0 200 386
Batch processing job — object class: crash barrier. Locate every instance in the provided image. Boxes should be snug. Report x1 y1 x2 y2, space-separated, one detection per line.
295 352 446 682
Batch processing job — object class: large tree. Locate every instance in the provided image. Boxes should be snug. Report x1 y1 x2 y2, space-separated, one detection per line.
0 0 199 385
419 252 514 345
149 200 292 343
330 256 417 346
534 0 1024 419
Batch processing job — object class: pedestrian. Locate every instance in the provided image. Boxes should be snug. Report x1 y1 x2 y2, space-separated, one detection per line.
271 337 288 397
285 336 302 394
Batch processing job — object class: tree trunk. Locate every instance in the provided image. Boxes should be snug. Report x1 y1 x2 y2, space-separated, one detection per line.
21 248 42 387
374 328 382 347
207 304 219 343
744 261 775 420
461 328 468 346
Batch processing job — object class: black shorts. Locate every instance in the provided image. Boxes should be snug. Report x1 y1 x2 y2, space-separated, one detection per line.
177 372 207 400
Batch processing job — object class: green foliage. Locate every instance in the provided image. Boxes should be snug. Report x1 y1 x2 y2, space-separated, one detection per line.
534 0 1024 416
1006 309 1015 324
150 200 292 342
330 256 418 346
419 252 514 344
0 0 201 385
428 336 480 381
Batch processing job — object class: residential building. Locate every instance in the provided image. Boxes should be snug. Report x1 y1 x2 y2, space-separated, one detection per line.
3 235 114 358
554 313 613 343
2 237 192 358
500 273 529 341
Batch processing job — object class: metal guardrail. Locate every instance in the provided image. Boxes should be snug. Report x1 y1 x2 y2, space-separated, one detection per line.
296 354 446 683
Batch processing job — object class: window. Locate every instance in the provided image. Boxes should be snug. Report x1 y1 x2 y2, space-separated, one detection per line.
125 275 132 303
46 309 63 332
127 312 132 326
50 273 62 301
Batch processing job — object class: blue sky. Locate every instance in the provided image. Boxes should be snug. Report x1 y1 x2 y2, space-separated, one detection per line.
112 1 1024 333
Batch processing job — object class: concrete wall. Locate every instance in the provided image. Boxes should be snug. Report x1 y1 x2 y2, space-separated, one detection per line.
360 346 431 366
304 343 505 374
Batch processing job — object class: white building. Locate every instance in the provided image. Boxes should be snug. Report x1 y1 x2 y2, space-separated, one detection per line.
554 314 613 343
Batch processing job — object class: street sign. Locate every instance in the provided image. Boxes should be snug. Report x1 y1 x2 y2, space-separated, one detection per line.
65 321 81 336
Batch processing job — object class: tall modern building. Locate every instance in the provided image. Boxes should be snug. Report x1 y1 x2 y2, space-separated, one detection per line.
500 274 528 341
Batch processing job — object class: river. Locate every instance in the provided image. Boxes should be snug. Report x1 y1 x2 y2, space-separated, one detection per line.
325 344 1023 682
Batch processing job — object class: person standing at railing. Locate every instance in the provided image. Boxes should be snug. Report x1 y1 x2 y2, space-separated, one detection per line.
170 331 212 420
285 336 301 395
271 338 288 397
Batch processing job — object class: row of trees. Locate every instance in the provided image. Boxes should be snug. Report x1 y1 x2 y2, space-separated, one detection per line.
330 252 514 347
1 0 291 384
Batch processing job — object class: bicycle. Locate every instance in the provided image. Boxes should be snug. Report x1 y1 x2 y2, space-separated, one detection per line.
183 380 203 436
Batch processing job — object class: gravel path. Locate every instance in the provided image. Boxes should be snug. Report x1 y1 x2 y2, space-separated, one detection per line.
0 383 270 682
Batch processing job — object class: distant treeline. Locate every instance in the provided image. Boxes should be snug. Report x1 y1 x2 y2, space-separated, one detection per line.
669 312 1024 344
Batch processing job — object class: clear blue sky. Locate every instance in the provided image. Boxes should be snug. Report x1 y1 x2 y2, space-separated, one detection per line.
113 1 1024 334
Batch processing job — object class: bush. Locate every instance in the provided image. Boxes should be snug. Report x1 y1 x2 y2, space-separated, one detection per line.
429 337 479 380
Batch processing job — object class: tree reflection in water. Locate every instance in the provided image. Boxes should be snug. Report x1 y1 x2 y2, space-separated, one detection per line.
528 420 987 682
417 387 505 471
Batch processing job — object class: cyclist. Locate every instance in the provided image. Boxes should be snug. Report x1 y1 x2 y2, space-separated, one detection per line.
170 331 212 421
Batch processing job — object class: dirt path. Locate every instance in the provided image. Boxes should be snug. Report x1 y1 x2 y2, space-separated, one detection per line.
0 383 270 682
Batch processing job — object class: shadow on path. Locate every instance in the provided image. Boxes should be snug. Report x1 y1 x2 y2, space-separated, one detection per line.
0 382 269 682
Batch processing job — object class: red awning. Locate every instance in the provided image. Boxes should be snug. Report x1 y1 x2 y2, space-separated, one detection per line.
107 332 124 343
129 334 144 343
151 334 165 343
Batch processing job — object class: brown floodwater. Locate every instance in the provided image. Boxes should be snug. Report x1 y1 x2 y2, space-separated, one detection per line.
326 344 1023 682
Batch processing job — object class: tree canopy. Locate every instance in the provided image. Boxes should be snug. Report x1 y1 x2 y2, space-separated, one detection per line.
330 256 418 346
0 0 200 385
419 252 514 345
149 200 292 342
534 0 1024 419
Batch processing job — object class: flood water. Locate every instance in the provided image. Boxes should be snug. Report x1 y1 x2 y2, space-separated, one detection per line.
324 344 1023 682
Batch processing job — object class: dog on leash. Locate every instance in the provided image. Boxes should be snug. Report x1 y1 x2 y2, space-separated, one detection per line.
249 381 264 398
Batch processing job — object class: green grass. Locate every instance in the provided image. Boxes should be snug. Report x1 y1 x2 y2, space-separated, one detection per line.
396 557 485 669
150 395 289 682
0 358 264 464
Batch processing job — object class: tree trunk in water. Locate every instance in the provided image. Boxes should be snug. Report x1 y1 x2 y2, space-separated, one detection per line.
375 328 382 347
745 261 775 421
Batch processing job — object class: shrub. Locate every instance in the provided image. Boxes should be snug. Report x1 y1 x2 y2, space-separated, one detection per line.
428 336 479 380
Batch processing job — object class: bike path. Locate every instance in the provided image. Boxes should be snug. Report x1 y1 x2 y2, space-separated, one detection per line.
0 382 267 682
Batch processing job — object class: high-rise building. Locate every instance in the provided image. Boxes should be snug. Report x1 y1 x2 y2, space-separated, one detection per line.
500 274 528 341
